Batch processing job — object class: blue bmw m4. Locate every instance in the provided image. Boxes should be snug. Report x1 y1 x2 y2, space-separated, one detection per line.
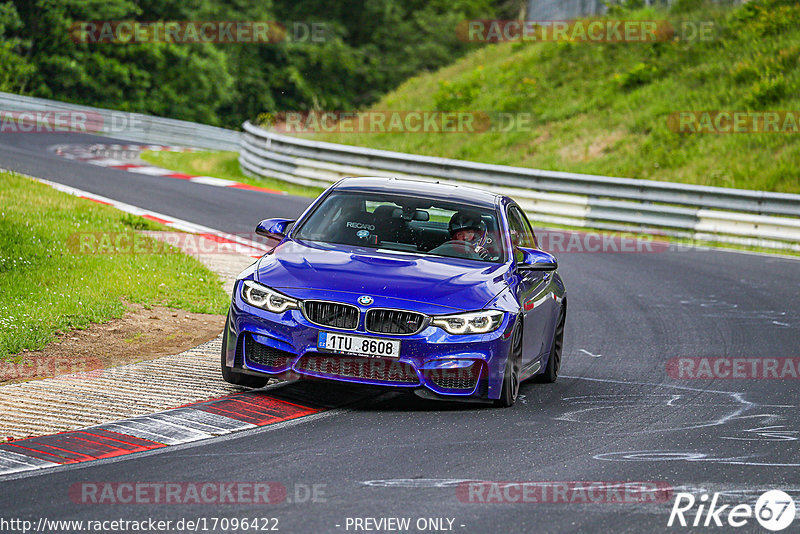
222 177 566 406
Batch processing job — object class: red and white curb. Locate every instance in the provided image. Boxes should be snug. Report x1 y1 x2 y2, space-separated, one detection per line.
53 143 286 195
30 176 273 259
0 390 320 475
0 380 383 477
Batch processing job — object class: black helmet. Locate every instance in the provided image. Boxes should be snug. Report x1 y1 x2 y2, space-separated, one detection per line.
449 210 486 236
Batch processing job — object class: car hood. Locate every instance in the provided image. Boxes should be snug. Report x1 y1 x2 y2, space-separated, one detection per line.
255 239 510 312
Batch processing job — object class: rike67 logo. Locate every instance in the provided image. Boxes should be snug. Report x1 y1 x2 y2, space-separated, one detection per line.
668 490 796 531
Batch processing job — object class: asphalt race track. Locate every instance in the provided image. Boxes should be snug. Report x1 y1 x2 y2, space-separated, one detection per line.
1 131 799 533
0 132 311 234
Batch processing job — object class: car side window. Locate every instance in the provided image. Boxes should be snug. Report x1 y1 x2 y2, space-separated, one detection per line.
507 206 536 263
515 207 538 249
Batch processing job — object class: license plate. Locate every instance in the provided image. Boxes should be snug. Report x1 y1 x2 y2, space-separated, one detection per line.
317 332 400 358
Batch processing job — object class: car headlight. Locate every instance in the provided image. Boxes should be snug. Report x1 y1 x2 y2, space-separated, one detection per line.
241 280 299 313
431 310 504 335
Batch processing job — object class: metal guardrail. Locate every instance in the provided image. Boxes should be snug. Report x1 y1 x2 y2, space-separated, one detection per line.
240 121 800 250
0 91 239 151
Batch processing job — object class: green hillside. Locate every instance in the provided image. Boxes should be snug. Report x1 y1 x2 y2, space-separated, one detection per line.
305 0 800 193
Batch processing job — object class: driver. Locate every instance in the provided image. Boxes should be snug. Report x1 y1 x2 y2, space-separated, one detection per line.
429 210 490 260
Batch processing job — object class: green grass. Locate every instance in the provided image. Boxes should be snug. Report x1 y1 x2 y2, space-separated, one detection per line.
140 150 324 198
293 0 800 193
0 171 229 360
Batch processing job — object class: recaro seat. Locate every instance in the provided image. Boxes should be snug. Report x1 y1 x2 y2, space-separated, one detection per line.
329 210 377 245
372 205 406 245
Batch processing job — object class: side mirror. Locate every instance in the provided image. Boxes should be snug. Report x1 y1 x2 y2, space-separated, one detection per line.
517 247 558 271
255 218 295 240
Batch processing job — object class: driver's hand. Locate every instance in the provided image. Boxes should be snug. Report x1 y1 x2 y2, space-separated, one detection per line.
475 245 489 259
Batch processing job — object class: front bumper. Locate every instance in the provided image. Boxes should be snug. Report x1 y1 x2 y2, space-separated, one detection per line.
224 285 515 400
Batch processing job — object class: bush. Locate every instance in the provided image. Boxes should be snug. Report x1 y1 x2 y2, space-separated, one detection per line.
616 62 660 89
433 68 485 111
743 75 788 108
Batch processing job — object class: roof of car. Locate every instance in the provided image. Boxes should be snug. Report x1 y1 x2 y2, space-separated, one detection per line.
332 177 503 208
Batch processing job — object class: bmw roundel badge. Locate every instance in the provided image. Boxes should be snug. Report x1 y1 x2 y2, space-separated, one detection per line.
358 295 374 306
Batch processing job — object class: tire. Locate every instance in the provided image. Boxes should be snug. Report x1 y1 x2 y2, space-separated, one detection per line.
221 317 269 388
537 309 565 384
495 322 523 407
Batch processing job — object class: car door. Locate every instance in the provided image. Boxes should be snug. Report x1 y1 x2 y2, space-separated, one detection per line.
507 206 552 367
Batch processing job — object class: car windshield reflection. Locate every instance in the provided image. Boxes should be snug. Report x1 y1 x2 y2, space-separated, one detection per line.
293 191 506 263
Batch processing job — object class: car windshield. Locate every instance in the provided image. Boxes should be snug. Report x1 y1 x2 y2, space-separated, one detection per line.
293 191 506 263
